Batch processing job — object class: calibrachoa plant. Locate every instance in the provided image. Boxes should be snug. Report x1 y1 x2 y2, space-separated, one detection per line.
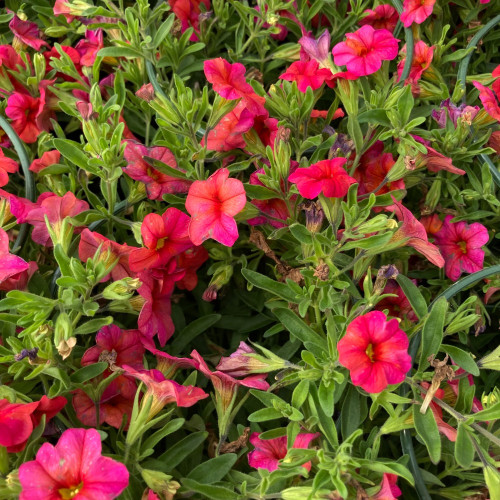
0 0 500 499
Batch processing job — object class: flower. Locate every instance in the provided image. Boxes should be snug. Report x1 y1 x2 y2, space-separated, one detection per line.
420 382 457 441
0 149 18 187
78 229 133 282
75 29 103 66
203 58 254 99
376 280 418 322
168 0 210 41
372 473 402 499
391 199 445 268
299 30 331 65
431 99 479 128
136 83 155 102
5 92 43 144
0 227 35 291
360 5 399 32
18 427 129 500
412 135 465 175
0 396 67 453
123 141 191 200
434 215 489 281
400 0 436 28
279 60 333 92
488 130 500 154
216 341 271 377
129 208 193 272
148 348 198 378
175 246 209 290
9 15 48 50
248 432 320 472
332 25 399 77
421 214 443 235
29 150 61 174
186 168 247 247
397 41 434 84
288 158 356 199
473 81 500 122
337 311 412 393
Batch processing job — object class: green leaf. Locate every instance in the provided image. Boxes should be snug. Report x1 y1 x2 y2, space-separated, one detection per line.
171 314 221 354
247 408 282 422
357 109 391 127
454 424 475 468
70 362 108 383
53 139 91 171
243 184 280 200
419 297 448 370
181 479 237 500
341 386 363 440
241 269 300 303
74 316 114 335
396 275 427 320
413 405 441 464
187 454 237 484
440 344 480 376
153 14 175 47
98 46 144 59
470 401 500 422
273 308 327 350
141 418 185 454
158 431 208 471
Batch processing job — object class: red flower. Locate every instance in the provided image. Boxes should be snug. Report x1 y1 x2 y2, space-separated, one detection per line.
79 229 133 282
400 0 436 27
176 246 209 291
338 311 412 393
421 214 443 235
9 15 48 50
129 208 193 272
168 0 210 41
0 149 18 187
420 383 457 442
288 158 356 199
204 58 253 99
248 432 320 472
360 5 399 32
413 135 465 175
473 81 500 122
29 150 61 174
0 396 67 453
397 41 434 84
76 29 104 66
123 141 191 200
279 60 333 92
6 93 43 144
186 168 247 247
372 473 402 499
376 280 418 322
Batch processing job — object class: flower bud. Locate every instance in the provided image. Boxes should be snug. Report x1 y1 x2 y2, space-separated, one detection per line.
102 277 142 300
301 200 324 233
136 83 155 102
141 469 180 500
76 101 98 121
477 345 500 371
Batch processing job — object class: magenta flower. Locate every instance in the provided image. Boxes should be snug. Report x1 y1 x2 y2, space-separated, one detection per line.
0 227 31 289
360 5 399 32
473 81 500 122
9 15 48 50
299 30 331 65
288 158 356 199
434 215 489 281
337 311 412 393
372 474 402 499
279 60 333 92
204 58 254 99
400 0 436 28
332 25 399 77
248 432 320 472
75 29 104 66
148 348 198 378
18 428 129 500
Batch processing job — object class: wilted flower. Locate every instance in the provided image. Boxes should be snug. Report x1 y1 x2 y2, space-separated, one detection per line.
299 30 331 65
136 83 155 102
9 15 48 50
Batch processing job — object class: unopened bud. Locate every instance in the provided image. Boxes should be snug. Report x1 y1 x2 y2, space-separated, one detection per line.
478 345 500 371
135 83 155 102
102 277 142 300
76 101 98 121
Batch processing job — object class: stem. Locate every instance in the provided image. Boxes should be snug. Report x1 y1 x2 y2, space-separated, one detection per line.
390 0 414 84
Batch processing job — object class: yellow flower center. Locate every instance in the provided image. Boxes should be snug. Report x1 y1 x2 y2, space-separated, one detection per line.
458 240 467 253
366 343 375 362
59 482 84 499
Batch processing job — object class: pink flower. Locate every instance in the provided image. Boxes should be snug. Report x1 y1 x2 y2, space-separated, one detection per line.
397 41 434 84
299 30 331 65
360 5 399 32
248 432 319 472
123 141 191 200
0 149 18 187
204 58 254 99
288 158 356 199
76 29 104 66
168 0 210 41
176 246 209 290
434 215 489 281
0 227 33 291
216 341 271 378
9 15 48 50
473 81 500 122
129 208 193 272
391 199 445 268
279 60 333 92
29 150 61 174
400 0 436 28
53 0 75 23
149 348 198 378
186 168 246 247
372 474 402 499
332 25 399 77
337 311 412 393
19 428 129 500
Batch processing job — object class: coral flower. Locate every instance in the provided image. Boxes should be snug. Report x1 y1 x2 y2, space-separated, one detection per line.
0 396 67 453
391 199 445 268
332 25 399 77
412 135 465 175
360 5 399 32
372 473 402 499
6 93 43 144
168 0 210 41
29 150 61 174
9 15 48 50
434 215 489 281
288 158 356 199
18 427 129 500
204 58 254 99
397 41 434 84
473 81 500 122
129 208 193 272
337 311 412 393
420 383 457 441
400 0 436 27
248 432 320 472
149 348 198 378
421 214 443 235
0 150 18 187
123 141 191 200
279 60 333 92
186 168 247 247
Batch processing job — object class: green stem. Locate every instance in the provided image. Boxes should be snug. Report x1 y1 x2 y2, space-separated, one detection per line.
390 0 414 84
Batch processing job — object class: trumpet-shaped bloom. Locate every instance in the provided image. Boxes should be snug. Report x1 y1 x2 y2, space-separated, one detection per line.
0 149 18 187
248 432 320 472
279 60 333 92
373 474 402 499
337 311 412 393
360 5 399 32
216 341 269 377
29 150 61 174
149 348 198 378
473 81 500 122
397 41 434 84
392 199 445 268
288 158 356 199
186 168 246 246
123 141 191 200
6 93 43 144
204 58 254 99
129 208 193 272
9 15 48 50
0 396 67 453
434 215 489 281
400 0 436 28
0 227 33 290
18 427 129 500
332 25 399 77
